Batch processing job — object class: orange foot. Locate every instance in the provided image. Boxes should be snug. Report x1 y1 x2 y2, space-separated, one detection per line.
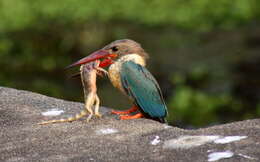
120 113 143 120
111 106 138 115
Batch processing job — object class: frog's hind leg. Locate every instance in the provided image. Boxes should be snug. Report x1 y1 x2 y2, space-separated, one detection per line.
86 106 93 122
94 95 102 118
85 94 95 122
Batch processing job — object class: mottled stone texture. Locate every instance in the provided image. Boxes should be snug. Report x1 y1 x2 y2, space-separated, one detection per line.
1 87 260 162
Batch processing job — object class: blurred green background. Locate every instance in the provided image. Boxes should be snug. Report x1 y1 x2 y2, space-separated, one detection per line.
0 0 259 128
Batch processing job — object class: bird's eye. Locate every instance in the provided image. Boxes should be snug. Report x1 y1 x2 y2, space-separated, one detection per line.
111 46 118 52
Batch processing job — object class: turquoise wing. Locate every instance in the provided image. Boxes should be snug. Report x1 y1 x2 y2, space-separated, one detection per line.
120 61 167 122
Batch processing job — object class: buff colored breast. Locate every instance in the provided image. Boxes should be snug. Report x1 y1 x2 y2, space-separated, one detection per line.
108 61 125 93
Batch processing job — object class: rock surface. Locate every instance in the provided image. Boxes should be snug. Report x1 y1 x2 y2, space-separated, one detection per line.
0 86 260 162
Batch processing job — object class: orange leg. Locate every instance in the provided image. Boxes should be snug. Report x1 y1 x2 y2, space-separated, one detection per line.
120 113 143 120
111 106 138 115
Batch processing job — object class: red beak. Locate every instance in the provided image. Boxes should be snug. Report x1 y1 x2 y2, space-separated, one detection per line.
66 50 117 69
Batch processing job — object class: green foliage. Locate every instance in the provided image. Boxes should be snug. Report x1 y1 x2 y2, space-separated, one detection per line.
166 63 259 127
0 0 257 32
168 84 231 126
257 104 260 116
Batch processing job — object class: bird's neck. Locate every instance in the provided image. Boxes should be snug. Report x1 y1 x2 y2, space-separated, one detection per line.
117 54 146 66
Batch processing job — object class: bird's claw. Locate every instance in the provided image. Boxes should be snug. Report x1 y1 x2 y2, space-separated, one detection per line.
111 110 126 115
119 113 143 120
111 106 138 115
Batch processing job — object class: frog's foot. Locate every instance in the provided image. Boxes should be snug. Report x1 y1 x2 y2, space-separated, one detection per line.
95 113 102 118
86 113 93 122
96 67 108 76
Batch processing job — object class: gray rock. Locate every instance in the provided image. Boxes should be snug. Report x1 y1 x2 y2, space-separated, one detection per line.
0 86 260 162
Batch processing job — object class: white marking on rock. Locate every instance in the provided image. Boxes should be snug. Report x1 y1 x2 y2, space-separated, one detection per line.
41 109 64 116
238 153 257 160
96 128 118 135
163 135 219 149
163 124 172 129
150 136 160 145
214 136 247 144
208 151 234 161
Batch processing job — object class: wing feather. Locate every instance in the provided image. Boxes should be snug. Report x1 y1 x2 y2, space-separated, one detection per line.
120 61 167 120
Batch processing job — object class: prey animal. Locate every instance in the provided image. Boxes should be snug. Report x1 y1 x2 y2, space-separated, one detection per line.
38 60 106 125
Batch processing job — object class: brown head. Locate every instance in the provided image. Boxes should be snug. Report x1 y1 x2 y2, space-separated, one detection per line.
102 39 149 60
67 39 149 68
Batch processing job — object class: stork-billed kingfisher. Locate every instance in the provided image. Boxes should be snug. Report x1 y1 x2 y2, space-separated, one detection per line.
68 39 168 123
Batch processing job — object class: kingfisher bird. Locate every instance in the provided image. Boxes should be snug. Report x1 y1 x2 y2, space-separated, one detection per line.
68 39 168 123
